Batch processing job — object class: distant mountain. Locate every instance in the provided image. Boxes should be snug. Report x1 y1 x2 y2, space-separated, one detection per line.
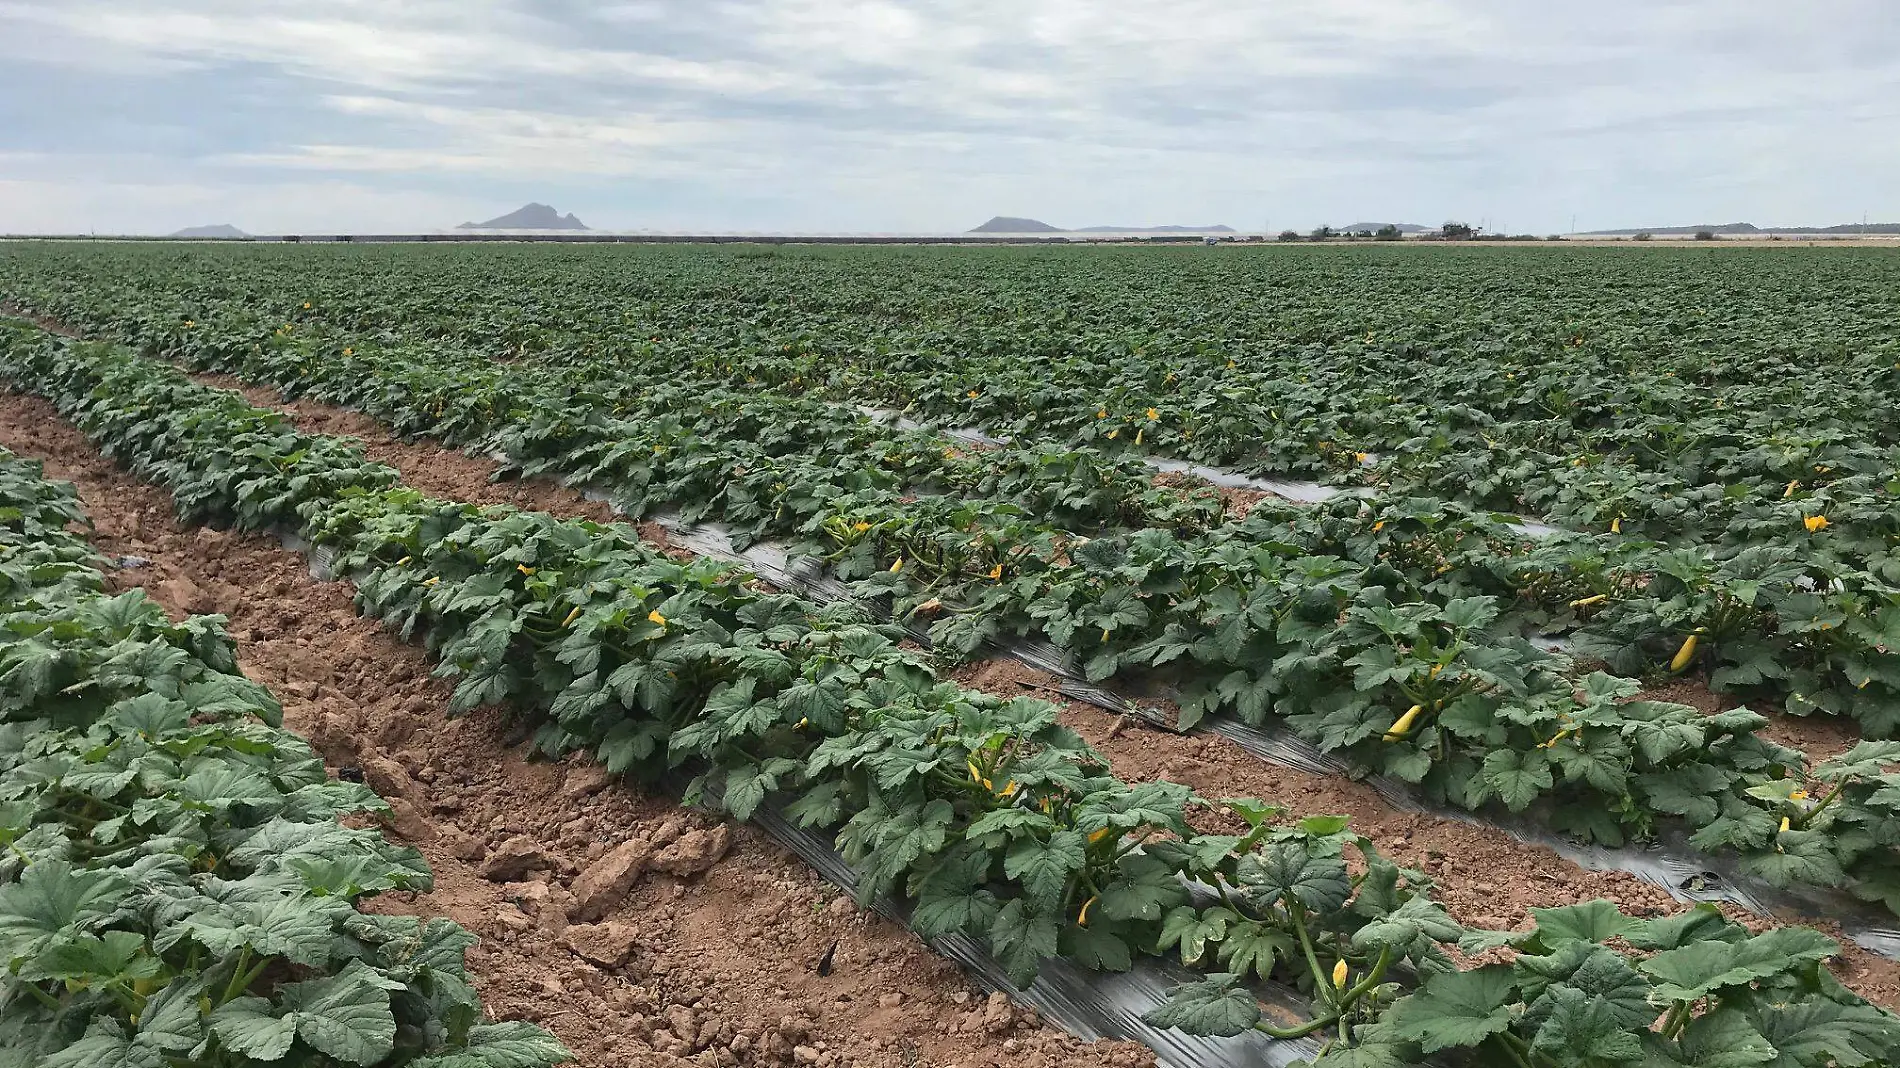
458 203 588 230
1581 221 1900 235
170 223 248 239
969 216 1064 233
969 217 1233 233
1073 224 1236 233
1336 222 1428 234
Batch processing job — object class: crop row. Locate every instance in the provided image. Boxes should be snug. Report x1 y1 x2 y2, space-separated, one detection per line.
5 322 1900 1065
0 445 571 1067
8 292 1900 918
7 248 1900 742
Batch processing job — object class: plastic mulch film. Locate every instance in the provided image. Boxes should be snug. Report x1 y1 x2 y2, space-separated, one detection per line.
640 512 1900 963
745 802 1325 1068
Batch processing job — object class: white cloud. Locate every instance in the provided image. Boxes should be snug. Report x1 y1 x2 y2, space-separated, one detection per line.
0 0 1896 232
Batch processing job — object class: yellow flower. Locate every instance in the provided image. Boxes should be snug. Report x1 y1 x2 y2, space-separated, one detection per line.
967 389 979 398
1355 452 1370 463
1096 409 1107 419
517 564 535 575
648 609 667 626
1146 407 1159 421
852 521 870 532
183 320 195 328
1332 960 1349 989
302 302 312 309
1372 520 1385 533
988 563 1003 580
1088 827 1116 846
1805 514 1829 532
343 347 353 356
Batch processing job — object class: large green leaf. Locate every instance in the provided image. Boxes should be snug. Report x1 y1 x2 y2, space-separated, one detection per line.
1640 928 1839 1003
1388 966 1519 1053
1141 974 1262 1038
0 860 132 965
1238 841 1350 914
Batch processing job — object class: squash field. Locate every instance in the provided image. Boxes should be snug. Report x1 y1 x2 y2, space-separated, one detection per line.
3 240 1900 1067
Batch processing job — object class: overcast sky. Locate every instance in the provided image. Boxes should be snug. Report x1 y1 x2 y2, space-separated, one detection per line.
2 0 1896 234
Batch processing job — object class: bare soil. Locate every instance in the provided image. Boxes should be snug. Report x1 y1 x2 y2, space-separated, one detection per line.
144 370 1900 1010
0 390 1153 1068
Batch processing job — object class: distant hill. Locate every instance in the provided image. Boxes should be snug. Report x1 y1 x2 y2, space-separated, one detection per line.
458 203 588 230
969 217 1233 233
969 216 1064 233
170 223 248 239
1581 221 1900 236
1336 222 1428 233
1073 224 1236 233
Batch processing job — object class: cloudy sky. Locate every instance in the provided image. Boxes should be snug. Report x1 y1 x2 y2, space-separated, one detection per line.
2 1 1896 234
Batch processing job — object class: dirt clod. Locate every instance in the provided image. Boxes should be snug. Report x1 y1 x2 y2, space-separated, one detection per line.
481 835 555 881
570 837 656 922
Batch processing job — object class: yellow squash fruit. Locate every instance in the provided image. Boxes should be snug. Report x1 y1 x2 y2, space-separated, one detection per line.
1383 704 1423 742
1669 634 1698 672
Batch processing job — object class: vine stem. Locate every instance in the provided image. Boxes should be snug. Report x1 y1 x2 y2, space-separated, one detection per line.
1285 900 1334 1010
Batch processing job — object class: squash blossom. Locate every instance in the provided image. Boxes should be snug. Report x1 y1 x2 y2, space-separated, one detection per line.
988 563 1003 579
1805 514 1829 532
1088 827 1116 846
1332 960 1349 989
648 609 667 626
1146 407 1159 420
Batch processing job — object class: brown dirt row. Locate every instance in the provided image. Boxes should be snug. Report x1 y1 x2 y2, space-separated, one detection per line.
163 369 1900 1009
0 391 1151 1068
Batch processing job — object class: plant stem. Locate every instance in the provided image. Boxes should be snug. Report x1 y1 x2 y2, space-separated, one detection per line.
1286 901 1333 1009
217 946 253 1006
